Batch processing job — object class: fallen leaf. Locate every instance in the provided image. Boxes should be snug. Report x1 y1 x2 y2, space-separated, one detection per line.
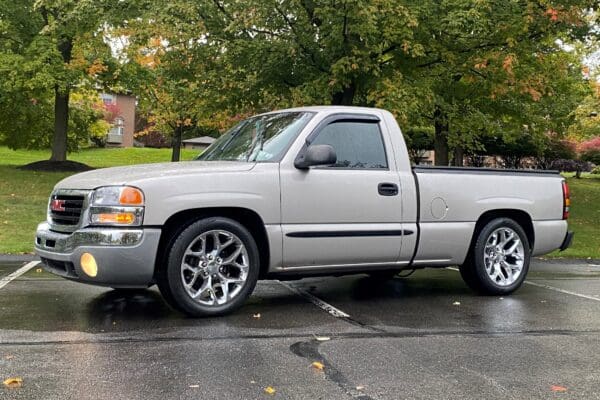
250 380 256 384
453 301 461 306
253 313 261 319
356 385 365 391
189 384 199 388
551 385 567 392
3 377 22 389
264 386 276 395
4 355 14 360
311 361 325 370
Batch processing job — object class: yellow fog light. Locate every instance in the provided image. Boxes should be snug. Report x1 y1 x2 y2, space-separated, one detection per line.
80 253 98 277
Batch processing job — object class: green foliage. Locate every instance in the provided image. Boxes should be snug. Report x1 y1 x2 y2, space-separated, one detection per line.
0 89 106 151
0 0 143 159
404 127 434 163
130 0 596 164
579 136 600 164
1 0 598 165
568 89 600 140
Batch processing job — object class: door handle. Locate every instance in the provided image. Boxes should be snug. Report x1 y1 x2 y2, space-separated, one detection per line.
378 183 398 196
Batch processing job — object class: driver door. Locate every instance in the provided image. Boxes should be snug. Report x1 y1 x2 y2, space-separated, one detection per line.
280 116 403 270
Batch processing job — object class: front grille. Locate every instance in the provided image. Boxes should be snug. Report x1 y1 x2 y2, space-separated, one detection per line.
49 194 85 226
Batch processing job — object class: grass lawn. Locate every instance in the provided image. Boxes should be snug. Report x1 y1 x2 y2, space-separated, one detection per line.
0 146 198 253
0 146 599 258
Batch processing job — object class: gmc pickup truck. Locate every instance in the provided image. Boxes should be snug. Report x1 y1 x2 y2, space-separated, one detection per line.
35 106 573 316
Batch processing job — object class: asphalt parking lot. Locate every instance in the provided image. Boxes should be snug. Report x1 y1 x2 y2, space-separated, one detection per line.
1 258 600 400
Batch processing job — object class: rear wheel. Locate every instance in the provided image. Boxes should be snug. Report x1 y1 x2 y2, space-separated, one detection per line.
157 217 260 317
459 218 530 295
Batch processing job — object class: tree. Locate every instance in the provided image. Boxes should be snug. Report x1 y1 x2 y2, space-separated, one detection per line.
185 0 595 165
568 83 600 140
579 136 600 164
0 0 142 163
404 127 434 164
69 0 595 166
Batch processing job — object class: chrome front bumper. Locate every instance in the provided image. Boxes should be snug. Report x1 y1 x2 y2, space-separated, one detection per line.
34 222 161 287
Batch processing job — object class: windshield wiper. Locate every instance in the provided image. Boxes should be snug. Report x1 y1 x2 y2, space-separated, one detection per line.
219 121 247 151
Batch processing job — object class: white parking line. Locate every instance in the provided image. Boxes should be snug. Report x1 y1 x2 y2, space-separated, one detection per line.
523 281 600 302
277 280 350 318
446 266 600 303
0 261 40 290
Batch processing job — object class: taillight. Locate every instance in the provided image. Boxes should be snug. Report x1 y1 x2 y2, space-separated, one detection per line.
562 181 570 220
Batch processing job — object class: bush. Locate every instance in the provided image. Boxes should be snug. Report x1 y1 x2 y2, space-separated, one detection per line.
550 159 594 176
135 131 170 148
592 166 600 175
579 137 600 165
537 134 577 169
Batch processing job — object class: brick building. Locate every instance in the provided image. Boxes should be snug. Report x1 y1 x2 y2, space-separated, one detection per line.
100 93 136 147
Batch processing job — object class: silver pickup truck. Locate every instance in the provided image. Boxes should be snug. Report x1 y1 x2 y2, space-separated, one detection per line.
35 106 573 316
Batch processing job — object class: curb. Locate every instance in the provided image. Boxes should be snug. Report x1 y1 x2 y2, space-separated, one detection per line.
0 254 39 263
534 257 600 265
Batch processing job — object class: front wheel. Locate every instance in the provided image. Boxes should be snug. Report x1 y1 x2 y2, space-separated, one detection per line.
459 218 530 295
157 217 260 317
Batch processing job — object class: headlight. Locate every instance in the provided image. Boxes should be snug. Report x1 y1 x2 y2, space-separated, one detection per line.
92 186 144 206
90 186 144 226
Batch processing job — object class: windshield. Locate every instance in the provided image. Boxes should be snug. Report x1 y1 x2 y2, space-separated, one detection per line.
197 112 314 162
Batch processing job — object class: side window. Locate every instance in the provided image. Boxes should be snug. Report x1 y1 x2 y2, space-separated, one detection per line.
311 121 388 169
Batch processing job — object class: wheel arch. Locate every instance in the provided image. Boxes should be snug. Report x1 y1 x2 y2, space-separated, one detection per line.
470 209 535 252
154 207 270 279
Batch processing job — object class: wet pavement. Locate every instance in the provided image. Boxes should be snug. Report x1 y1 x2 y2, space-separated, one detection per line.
1 259 600 399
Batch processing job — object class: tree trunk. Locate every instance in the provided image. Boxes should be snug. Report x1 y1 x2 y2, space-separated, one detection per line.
171 126 182 162
50 36 73 162
433 108 449 166
50 87 69 162
331 83 356 105
453 146 464 167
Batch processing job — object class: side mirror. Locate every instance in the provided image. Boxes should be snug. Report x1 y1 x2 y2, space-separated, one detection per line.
294 144 337 169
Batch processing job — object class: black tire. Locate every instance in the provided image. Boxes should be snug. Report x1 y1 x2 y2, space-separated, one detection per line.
459 218 530 295
157 217 260 317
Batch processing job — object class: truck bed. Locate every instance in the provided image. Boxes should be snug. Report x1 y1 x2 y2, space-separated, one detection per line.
409 165 567 265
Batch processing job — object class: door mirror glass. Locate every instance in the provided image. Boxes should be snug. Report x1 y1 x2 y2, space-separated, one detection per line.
294 144 337 169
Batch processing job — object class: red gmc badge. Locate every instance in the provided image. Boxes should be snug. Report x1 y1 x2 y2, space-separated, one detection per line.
50 199 66 212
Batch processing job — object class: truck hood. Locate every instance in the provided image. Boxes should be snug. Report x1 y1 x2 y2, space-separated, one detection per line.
55 161 256 190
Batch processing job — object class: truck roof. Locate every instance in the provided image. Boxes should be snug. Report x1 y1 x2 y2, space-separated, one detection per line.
259 105 386 116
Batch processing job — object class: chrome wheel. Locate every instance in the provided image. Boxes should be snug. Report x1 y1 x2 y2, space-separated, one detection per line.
483 227 524 287
180 230 249 306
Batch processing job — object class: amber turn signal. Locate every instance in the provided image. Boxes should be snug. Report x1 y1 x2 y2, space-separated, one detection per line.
95 212 136 225
119 187 144 205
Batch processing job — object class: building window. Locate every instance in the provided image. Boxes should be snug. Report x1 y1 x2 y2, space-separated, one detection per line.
101 93 116 105
109 117 124 136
